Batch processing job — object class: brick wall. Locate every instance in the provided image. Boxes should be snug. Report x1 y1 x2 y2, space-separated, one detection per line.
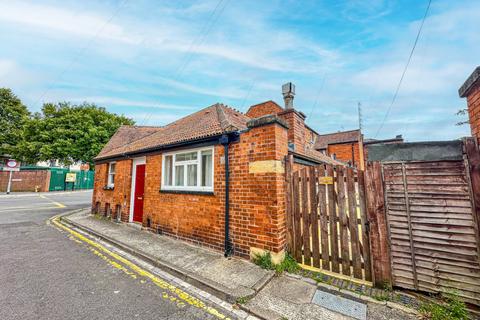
467 83 480 138
92 159 132 221
92 117 289 258
327 142 361 167
278 109 306 154
0 170 50 192
246 101 283 118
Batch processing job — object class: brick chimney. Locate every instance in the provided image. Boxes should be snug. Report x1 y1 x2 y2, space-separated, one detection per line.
282 82 295 109
459 66 480 138
277 82 307 153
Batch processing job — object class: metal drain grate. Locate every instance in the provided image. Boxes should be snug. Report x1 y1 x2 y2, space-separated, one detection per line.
312 289 367 320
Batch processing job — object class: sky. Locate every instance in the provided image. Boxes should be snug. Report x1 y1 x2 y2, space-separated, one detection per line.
0 0 478 141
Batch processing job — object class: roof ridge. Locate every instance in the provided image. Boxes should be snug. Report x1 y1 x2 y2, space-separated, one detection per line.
248 100 282 109
317 129 360 137
215 103 236 132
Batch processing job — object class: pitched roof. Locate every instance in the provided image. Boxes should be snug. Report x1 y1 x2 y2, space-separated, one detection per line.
95 104 249 161
302 149 345 166
314 129 361 150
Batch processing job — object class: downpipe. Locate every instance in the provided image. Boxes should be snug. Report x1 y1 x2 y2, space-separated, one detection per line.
220 134 233 257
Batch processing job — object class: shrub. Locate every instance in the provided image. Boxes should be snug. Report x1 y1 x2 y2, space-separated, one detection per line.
419 292 469 320
252 252 299 275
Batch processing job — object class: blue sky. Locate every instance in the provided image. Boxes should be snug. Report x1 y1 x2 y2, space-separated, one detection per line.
0 0 478 141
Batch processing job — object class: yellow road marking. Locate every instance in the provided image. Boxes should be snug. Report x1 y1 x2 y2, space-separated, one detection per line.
40 195 66 208
51 216 231 319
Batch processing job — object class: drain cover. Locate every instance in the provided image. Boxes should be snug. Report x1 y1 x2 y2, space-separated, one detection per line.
312 289 367 320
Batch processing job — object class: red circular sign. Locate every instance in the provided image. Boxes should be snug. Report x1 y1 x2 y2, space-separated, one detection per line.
6 160 17 168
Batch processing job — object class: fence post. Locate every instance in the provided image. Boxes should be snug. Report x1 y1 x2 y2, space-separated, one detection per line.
464 137 480 260
365 161 392 288
285 154 295 253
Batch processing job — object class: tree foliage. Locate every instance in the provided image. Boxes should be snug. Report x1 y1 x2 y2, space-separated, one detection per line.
14 102 134 165
0 88 30 155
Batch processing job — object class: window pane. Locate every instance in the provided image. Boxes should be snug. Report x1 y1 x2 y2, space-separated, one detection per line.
187 164 197 186
175 165 184 186
176 151 197 162
164 155 172 186
110 173 115 185
201 150 212 187
110 163 116 174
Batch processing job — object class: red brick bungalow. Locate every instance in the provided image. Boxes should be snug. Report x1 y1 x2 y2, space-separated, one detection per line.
92 84 340 262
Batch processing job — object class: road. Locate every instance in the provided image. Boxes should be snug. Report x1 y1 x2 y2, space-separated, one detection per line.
0 191 236 320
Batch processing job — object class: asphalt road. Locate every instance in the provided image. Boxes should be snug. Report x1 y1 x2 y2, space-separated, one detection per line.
0 191 234 320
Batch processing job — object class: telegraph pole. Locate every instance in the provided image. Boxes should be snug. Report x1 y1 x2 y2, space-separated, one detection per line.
358 102 363 131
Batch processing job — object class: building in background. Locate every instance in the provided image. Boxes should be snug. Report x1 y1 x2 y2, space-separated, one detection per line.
459 66 480 139
314 129 365 169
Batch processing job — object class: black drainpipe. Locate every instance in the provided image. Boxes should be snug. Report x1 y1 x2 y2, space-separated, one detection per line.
220 134 233 257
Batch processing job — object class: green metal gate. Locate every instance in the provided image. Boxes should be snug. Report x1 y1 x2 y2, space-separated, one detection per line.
49 168 69 191
73 170 94 189
48 168 95 191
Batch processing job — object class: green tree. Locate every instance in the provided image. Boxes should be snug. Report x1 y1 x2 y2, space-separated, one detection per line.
0 88 30 156
14 102 134 166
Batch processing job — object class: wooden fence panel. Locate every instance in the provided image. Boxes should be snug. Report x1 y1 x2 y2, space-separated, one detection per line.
301 168 311 265
286 160 372 282
293 171 302 261
347 167 363 279
336 166 351 276
383 156 480 305
327 165 340 273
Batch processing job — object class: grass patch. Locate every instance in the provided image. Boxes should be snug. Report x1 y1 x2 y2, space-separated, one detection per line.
235 296 251 305
372 291 391 302
419 293 469 320
252 252 299 275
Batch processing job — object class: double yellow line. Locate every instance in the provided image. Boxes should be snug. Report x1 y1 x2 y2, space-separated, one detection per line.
50 215 231 320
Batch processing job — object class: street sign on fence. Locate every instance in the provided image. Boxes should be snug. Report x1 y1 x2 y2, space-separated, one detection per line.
65 172 77 183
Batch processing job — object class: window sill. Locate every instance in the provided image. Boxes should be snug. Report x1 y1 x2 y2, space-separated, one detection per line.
159 189 214 196
103 186 114 190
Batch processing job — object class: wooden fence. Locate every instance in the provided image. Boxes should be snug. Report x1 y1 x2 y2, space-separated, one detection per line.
364 138 480 306
381 160 480 305
286 157 372 282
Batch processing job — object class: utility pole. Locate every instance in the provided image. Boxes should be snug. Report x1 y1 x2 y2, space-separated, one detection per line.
6 170 13 194
358 101 363 131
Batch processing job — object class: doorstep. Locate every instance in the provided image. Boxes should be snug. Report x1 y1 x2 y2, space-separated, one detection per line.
62 210 274 304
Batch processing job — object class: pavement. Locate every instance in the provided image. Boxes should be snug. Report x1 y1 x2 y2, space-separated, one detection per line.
0 191 246 320
64 209 418 320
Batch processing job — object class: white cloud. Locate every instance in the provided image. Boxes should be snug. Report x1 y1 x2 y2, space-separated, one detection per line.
68 96 196 110
0 2 140 44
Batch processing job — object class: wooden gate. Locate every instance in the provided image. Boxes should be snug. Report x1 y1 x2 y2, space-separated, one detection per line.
286 157 372 282
382 156 480 304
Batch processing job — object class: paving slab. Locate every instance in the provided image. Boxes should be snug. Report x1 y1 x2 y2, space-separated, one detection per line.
64 210 274 303
245 276 350 320
312 290 366 320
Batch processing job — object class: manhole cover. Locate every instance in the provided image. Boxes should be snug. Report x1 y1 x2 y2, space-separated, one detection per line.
312 289 367 320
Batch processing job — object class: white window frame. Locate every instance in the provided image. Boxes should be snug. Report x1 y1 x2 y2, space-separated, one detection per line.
161 146 214 192
107 161 116 187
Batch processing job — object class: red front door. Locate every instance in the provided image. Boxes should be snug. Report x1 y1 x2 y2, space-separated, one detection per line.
133 164 146 223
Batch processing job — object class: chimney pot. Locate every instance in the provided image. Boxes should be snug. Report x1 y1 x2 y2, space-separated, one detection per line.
282 82 295 109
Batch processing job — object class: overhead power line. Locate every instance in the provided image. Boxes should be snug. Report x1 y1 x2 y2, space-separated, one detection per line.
373 0 432 138
308 73 327 120
32 0 129 109
141 0 229 125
